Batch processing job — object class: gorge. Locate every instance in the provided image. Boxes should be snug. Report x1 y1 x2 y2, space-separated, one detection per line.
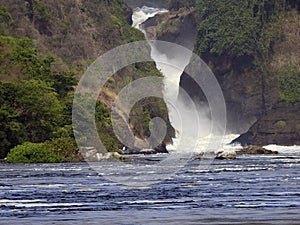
128 0 300 149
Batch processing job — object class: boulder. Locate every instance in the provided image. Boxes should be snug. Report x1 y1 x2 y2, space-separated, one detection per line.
215 151 237 160
236 146 278 155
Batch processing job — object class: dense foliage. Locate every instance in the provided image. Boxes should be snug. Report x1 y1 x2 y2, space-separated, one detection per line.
6 137 79 163
195 0 285 57
167 0 195 10
278 67 300 102
0 35 77 159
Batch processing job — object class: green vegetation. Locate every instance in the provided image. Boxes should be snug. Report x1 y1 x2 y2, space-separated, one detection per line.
108 0 145 42
0 6 12 25
0 35 77 160
275 120 287 127
167 0 194 10
6 137 79 163
278 67 300 102
130 97 174 142
195 0 283 58
25 0 50 23
7 142 62 163
0 0 174 163
96 100 120 152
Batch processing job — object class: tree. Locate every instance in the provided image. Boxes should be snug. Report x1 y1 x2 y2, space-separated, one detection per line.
195 0 280 57
0 104 27 159
12 80 64 143
0 82 27 158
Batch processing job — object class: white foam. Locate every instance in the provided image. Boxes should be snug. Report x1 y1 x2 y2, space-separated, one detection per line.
1 201 84 208
132 6 168 30
264 144 300 154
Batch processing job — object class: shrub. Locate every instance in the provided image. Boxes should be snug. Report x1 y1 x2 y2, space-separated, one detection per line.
47 137 79 162
6 137 80 163
275 120 287 127
6 142 63 163
278 67 300 102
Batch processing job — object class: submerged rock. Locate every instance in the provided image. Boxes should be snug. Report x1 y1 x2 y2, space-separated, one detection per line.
215 151 237 160
237 146 278 155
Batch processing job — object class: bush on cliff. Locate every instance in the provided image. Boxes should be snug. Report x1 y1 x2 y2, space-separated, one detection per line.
279 67 300 102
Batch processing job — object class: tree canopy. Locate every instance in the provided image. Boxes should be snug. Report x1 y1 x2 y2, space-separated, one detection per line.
195 0 285 57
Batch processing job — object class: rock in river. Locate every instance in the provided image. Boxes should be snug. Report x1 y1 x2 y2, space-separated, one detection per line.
215 151 237 160
236 146 278 155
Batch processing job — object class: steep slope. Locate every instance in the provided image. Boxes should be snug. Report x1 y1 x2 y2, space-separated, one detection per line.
0 0 138 69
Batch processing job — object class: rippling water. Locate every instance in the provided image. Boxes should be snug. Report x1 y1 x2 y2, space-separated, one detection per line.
1 152 300 224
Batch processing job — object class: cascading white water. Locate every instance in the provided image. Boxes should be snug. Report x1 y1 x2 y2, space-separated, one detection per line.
132 6 210 151
132 7 238 154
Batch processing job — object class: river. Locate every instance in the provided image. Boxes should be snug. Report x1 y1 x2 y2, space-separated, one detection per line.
1 6 299 225
1 152 299 224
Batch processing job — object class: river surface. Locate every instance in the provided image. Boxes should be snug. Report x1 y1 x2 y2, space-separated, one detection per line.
1 151 300 224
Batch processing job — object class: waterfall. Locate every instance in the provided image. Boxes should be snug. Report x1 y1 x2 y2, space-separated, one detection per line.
132 6 240 155
132 6 204 151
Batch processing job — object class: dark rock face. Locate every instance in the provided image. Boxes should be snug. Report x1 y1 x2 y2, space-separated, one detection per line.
125 0 167 9
231 132 254 146
236 146 278 155
118 142 168 155
179 53 279 133
154 142 169 153
143 7 197 51
233 102 300 146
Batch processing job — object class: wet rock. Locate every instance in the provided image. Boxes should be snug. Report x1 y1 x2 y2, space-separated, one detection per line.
154 142 169 153
233 102 300 146
119 142 169 155
139 149 157 154
215 151 237 160
231 132 254 146
192 152 205 160
236 146 278 155
79 147 124 162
